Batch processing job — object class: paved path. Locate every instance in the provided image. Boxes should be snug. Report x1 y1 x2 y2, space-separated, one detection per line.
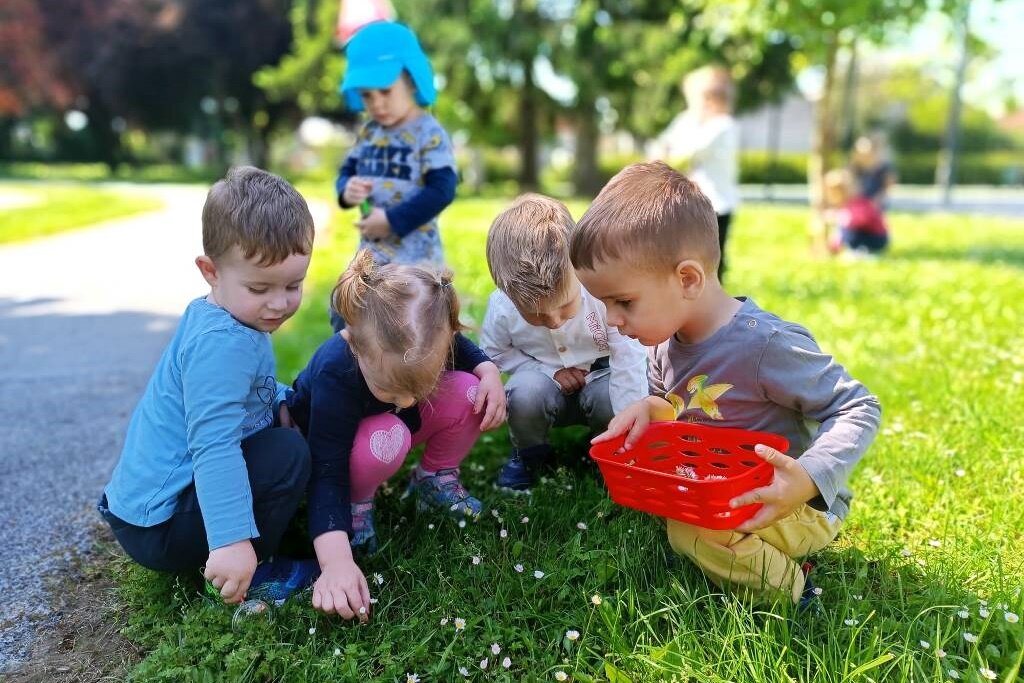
741 184 1024 218
0 184 329 671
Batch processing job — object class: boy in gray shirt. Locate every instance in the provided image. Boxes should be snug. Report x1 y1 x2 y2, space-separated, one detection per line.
570 161 881 606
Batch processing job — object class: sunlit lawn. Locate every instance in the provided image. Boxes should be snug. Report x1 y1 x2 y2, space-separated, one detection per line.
0 183 162 245
114 199 1024 682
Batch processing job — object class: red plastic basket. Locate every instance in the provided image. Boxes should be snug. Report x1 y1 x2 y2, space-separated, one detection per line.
589 422 788 530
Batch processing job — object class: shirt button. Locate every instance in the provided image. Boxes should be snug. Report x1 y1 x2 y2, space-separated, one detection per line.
558 345 567 353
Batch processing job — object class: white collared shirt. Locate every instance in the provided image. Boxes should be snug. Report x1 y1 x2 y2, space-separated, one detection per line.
480 287 648 415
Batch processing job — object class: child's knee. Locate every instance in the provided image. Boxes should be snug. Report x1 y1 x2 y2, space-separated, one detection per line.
356 413 413 466
506 371 560 418
666 518 735 557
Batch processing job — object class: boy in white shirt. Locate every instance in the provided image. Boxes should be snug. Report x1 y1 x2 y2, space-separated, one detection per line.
653 65 739 281
481 194 648 491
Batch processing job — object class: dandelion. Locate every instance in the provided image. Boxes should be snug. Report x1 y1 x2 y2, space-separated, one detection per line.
502 657 512 668
954 469 966 477
591 594 602 606
979 668 997 680
374 572 384 585
555 672 569 681
948 670 960 680
566 629 580 641
958 609 970 619
491 643 501 655
334 648 342 656
844 618 859 626
458 666 469 677
500 529 508 538
963 632 978 643
514 563 524 573
979 607 990 618
929 539 942 548
521 516 530 524
459 519 467 528
534 570 545 579
480 658 488 670
472 555 481 565
937 649 946 658
1005 611 1019 623
308 627 316 635
454 617 466 631
406 675 420 683
920 640 930 649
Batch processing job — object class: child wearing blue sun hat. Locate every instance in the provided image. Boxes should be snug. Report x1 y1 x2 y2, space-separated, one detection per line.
330 22 458 331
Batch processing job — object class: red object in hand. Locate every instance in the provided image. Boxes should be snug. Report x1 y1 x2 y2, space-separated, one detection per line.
589 422 789 530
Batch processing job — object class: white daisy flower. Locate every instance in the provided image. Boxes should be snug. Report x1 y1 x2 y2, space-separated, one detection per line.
979 607 990 618
577 522 587 530
479 658 488 670
901 548 913 557
844 619 859 626
458 519 467 528
979 668 997 680
954 469 966 477
555 672 569 681
1005 611 1019 623
596 511 605 518
591 594 602 605
521 516 530 524
458 666 469 677
963 632 978 643
937 649 947 658
472 555 481 565
929 539 942 548
308 627 316 635
514 563 524 573
491 643 501 655
440 617 449 625
406 675 420 683
491 509 500 518
454 617 466 631
565 629 580 641
428 523 435 530
958 609 970 619
947 670 960 680
502 656 512 669
852 594 863 600
500 529 508 538
534 570 545 579
369 597 378 604
334 648 342 656
358 606 367 615
374 572 384 585
812 587 823 596
920 640 930 648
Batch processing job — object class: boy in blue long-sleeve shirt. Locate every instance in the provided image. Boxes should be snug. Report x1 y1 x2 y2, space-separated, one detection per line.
99 166 317 605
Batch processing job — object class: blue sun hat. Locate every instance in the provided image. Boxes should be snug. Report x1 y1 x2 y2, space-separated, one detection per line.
340 22 437 112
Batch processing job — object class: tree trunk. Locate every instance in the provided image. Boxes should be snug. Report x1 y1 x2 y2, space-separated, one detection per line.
808 34 839 251
518 58 539 191
573 99 601 197
936 0 971 206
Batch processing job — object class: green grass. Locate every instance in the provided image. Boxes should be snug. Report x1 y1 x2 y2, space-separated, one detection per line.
113 200 1024 682
0 183 162 244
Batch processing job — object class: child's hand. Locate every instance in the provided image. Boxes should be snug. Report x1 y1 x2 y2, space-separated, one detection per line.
356 208 391 241
343 177 373 207
204 540 257 604
553 367 588 394
473 361 507 431
590 398 653 452
729 444 820 533
312 557 371 622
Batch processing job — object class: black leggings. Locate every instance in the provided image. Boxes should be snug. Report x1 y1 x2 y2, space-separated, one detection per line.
98 427 310 573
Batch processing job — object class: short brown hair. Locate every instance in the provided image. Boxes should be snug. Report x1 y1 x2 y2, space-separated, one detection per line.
202 166 314 266
486 193 575 309
333 250 465 401
570 161 719 274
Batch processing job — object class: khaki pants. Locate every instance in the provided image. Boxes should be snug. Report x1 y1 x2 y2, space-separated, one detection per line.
667 504 842 604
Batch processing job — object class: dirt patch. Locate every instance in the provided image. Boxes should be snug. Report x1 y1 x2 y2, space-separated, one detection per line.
5 528 141 683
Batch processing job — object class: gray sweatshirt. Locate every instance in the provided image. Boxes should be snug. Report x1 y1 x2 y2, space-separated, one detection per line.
648 298 881 520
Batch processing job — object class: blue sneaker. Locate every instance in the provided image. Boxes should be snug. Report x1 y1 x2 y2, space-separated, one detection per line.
406 467 483 519
246 558 320 606
797 561 822 614
495 445 551 492
350 500 378 555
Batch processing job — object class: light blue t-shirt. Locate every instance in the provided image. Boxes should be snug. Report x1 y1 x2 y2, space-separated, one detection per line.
104 297 289 550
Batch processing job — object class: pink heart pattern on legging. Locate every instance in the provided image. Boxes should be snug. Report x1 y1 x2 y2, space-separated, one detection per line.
369 424 406 464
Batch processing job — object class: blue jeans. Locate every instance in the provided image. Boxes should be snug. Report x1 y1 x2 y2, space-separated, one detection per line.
97 427 310 572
